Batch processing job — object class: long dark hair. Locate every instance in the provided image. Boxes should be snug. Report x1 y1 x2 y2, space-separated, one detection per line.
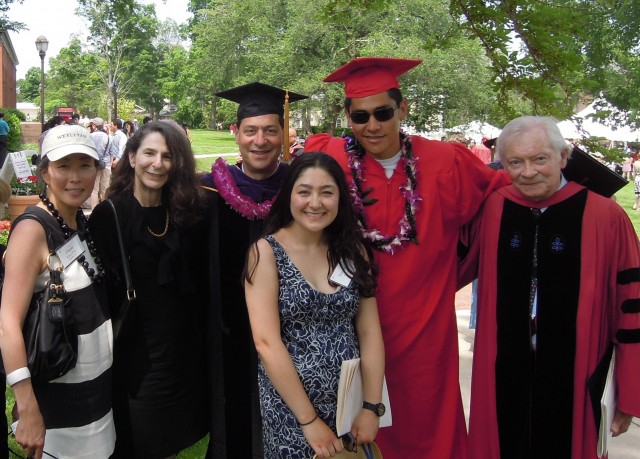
108 120 204 228
246 152 377 297
124 120 135 137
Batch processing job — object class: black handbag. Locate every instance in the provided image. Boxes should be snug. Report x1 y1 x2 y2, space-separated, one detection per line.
2 212 78 382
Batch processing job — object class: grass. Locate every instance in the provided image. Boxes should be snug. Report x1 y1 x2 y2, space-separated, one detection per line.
190 129 239 172
613 181 640 235
190 129 238 156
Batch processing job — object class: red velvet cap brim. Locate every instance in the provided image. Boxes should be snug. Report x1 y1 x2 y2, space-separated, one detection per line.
324 57 422 98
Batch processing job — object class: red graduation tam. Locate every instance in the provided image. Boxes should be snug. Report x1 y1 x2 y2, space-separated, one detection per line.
324 57 422 98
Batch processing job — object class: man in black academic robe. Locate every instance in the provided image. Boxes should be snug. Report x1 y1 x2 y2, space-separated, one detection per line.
202 83 306 459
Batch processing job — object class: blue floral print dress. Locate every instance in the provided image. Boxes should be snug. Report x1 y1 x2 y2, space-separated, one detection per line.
259 235 361 459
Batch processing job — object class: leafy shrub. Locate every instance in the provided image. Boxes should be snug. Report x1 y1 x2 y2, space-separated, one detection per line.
174 103 207 129
0 109 22 152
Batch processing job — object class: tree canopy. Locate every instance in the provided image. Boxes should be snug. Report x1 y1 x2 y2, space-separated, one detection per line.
17 66 40 103
24 0 640 134
0 0 25 32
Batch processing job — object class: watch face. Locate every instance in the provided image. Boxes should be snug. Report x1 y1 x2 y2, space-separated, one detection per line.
376 403 386 417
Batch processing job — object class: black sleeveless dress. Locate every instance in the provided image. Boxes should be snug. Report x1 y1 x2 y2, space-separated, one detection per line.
89 194 208 458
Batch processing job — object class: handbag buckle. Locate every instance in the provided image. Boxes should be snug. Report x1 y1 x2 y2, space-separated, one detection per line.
127 289 136 301
48 297 65 321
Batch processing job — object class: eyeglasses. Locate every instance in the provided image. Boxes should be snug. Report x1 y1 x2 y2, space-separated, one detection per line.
349 106 398 124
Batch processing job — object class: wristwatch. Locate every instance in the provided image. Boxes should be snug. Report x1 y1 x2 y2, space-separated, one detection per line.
362 401 386 417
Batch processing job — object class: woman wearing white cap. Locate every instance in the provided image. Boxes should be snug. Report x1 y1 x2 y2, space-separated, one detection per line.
0 124 115 458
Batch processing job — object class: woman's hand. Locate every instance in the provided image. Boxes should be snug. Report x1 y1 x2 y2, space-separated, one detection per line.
303 418 343 458
15 396 46 459
350 409 380 445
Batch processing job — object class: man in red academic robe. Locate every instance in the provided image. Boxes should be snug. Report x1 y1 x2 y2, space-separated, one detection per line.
305 57 508 459
470 137 492 164
459 116 640 459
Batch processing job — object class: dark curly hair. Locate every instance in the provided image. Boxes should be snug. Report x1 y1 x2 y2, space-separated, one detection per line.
245 152 377 297
107 120 205 228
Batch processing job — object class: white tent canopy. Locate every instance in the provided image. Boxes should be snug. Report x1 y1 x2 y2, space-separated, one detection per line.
447 121 502 144
556 100 639 142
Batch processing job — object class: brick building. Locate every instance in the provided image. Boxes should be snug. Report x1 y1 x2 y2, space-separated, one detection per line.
0 30 18 109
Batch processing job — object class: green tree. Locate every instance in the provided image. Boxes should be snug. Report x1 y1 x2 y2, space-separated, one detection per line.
187 0 499 132
128 18 189 120
188 0 253 127
47 38 103 116
76 0 160 121
17 67 41 103
1 110 22 151
0 0 25 31
451 0 640 123
316 0 640 125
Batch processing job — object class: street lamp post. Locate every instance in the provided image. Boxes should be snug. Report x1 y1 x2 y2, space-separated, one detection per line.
35 36 49 131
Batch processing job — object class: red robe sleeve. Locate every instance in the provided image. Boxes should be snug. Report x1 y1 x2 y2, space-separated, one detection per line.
303 133 332 153
608 201 640 416
447 143 511 228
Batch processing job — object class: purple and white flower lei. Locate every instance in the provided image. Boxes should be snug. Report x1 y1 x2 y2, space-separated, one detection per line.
345 134 421 254
212 157 274 220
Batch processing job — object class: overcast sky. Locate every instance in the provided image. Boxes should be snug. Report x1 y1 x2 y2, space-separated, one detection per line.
8 0 192 80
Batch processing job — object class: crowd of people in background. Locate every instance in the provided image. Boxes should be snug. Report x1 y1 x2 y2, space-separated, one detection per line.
34 115 196 214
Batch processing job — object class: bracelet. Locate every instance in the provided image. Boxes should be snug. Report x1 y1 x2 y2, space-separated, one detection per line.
6 367 31 386
299 414 318 427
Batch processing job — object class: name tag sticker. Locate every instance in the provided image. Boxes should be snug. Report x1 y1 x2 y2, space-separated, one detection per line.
56 234 85 269
330 262 352 288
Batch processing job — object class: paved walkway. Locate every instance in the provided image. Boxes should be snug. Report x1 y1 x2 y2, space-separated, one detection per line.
455 284 639 458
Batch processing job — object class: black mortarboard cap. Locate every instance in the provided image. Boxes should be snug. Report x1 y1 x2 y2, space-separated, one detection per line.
564 146 627 197
483 137 497 149
215 82 307 124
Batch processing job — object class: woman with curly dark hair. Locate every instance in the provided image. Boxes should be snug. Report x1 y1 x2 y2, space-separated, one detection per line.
123 120 136 139
89 121 208 458
245 152 385 459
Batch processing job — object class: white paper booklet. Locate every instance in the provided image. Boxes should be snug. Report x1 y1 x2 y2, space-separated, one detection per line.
336 358 392 437
597 349 616 458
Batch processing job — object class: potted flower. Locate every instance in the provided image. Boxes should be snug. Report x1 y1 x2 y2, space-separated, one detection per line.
11 175 42 196
0 220 10 246
8 175 43 221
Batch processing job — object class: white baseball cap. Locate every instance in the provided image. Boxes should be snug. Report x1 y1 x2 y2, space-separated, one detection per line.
41 125 99 161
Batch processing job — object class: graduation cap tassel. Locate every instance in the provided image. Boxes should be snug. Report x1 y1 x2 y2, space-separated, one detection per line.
283 90 291 162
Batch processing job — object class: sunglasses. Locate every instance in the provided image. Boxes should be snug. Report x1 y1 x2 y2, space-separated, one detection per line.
342 432 357 453
349 106 398 124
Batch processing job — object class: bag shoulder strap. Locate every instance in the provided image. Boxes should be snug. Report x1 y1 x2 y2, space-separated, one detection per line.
103 133 110 156
106 199 136 301
12 210 56 255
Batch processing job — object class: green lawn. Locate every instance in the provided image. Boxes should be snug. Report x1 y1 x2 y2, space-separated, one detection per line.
191 129 239 172
190 129 238 156
614 181 640 235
